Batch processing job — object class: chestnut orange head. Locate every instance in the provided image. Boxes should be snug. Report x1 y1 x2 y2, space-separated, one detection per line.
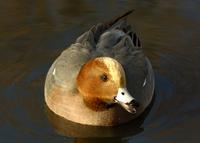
76 57 139 113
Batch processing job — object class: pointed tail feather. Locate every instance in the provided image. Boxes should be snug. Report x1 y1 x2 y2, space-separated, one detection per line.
91 10 134 43
105 9 134 28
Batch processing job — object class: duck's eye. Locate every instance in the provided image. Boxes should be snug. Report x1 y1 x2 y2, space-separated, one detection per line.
100 74 108 82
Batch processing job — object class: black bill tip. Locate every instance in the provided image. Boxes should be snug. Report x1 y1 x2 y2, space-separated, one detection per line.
129 99 140 108
125 99 140 114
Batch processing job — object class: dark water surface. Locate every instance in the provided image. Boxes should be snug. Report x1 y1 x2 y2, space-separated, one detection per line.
1 0 200 142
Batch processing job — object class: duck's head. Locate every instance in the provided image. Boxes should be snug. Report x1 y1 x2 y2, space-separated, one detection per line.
76 57 139 114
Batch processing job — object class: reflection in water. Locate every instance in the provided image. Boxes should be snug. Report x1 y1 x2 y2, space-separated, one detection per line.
0 0 200 142
74 138 124 143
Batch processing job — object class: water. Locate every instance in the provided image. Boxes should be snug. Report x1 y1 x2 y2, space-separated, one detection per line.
0 0 200 142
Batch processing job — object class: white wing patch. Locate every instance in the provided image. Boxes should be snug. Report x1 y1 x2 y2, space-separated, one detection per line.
142 78 147 87
53 68 56 76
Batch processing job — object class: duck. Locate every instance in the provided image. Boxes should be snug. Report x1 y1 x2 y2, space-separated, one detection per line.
44 10 155 126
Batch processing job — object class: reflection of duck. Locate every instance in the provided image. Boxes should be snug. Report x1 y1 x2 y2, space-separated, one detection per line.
44 10 155 126
74 138 123 143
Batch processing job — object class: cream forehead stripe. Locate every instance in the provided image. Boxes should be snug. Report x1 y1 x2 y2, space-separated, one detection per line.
96 57 125 86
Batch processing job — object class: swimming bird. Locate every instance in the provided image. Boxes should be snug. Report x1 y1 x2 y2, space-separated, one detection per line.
45 10 155 126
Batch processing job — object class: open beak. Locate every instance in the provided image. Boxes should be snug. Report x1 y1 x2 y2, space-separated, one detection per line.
114 88 140 114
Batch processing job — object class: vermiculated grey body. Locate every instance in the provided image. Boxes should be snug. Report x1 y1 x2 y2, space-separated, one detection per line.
45 11 155 126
